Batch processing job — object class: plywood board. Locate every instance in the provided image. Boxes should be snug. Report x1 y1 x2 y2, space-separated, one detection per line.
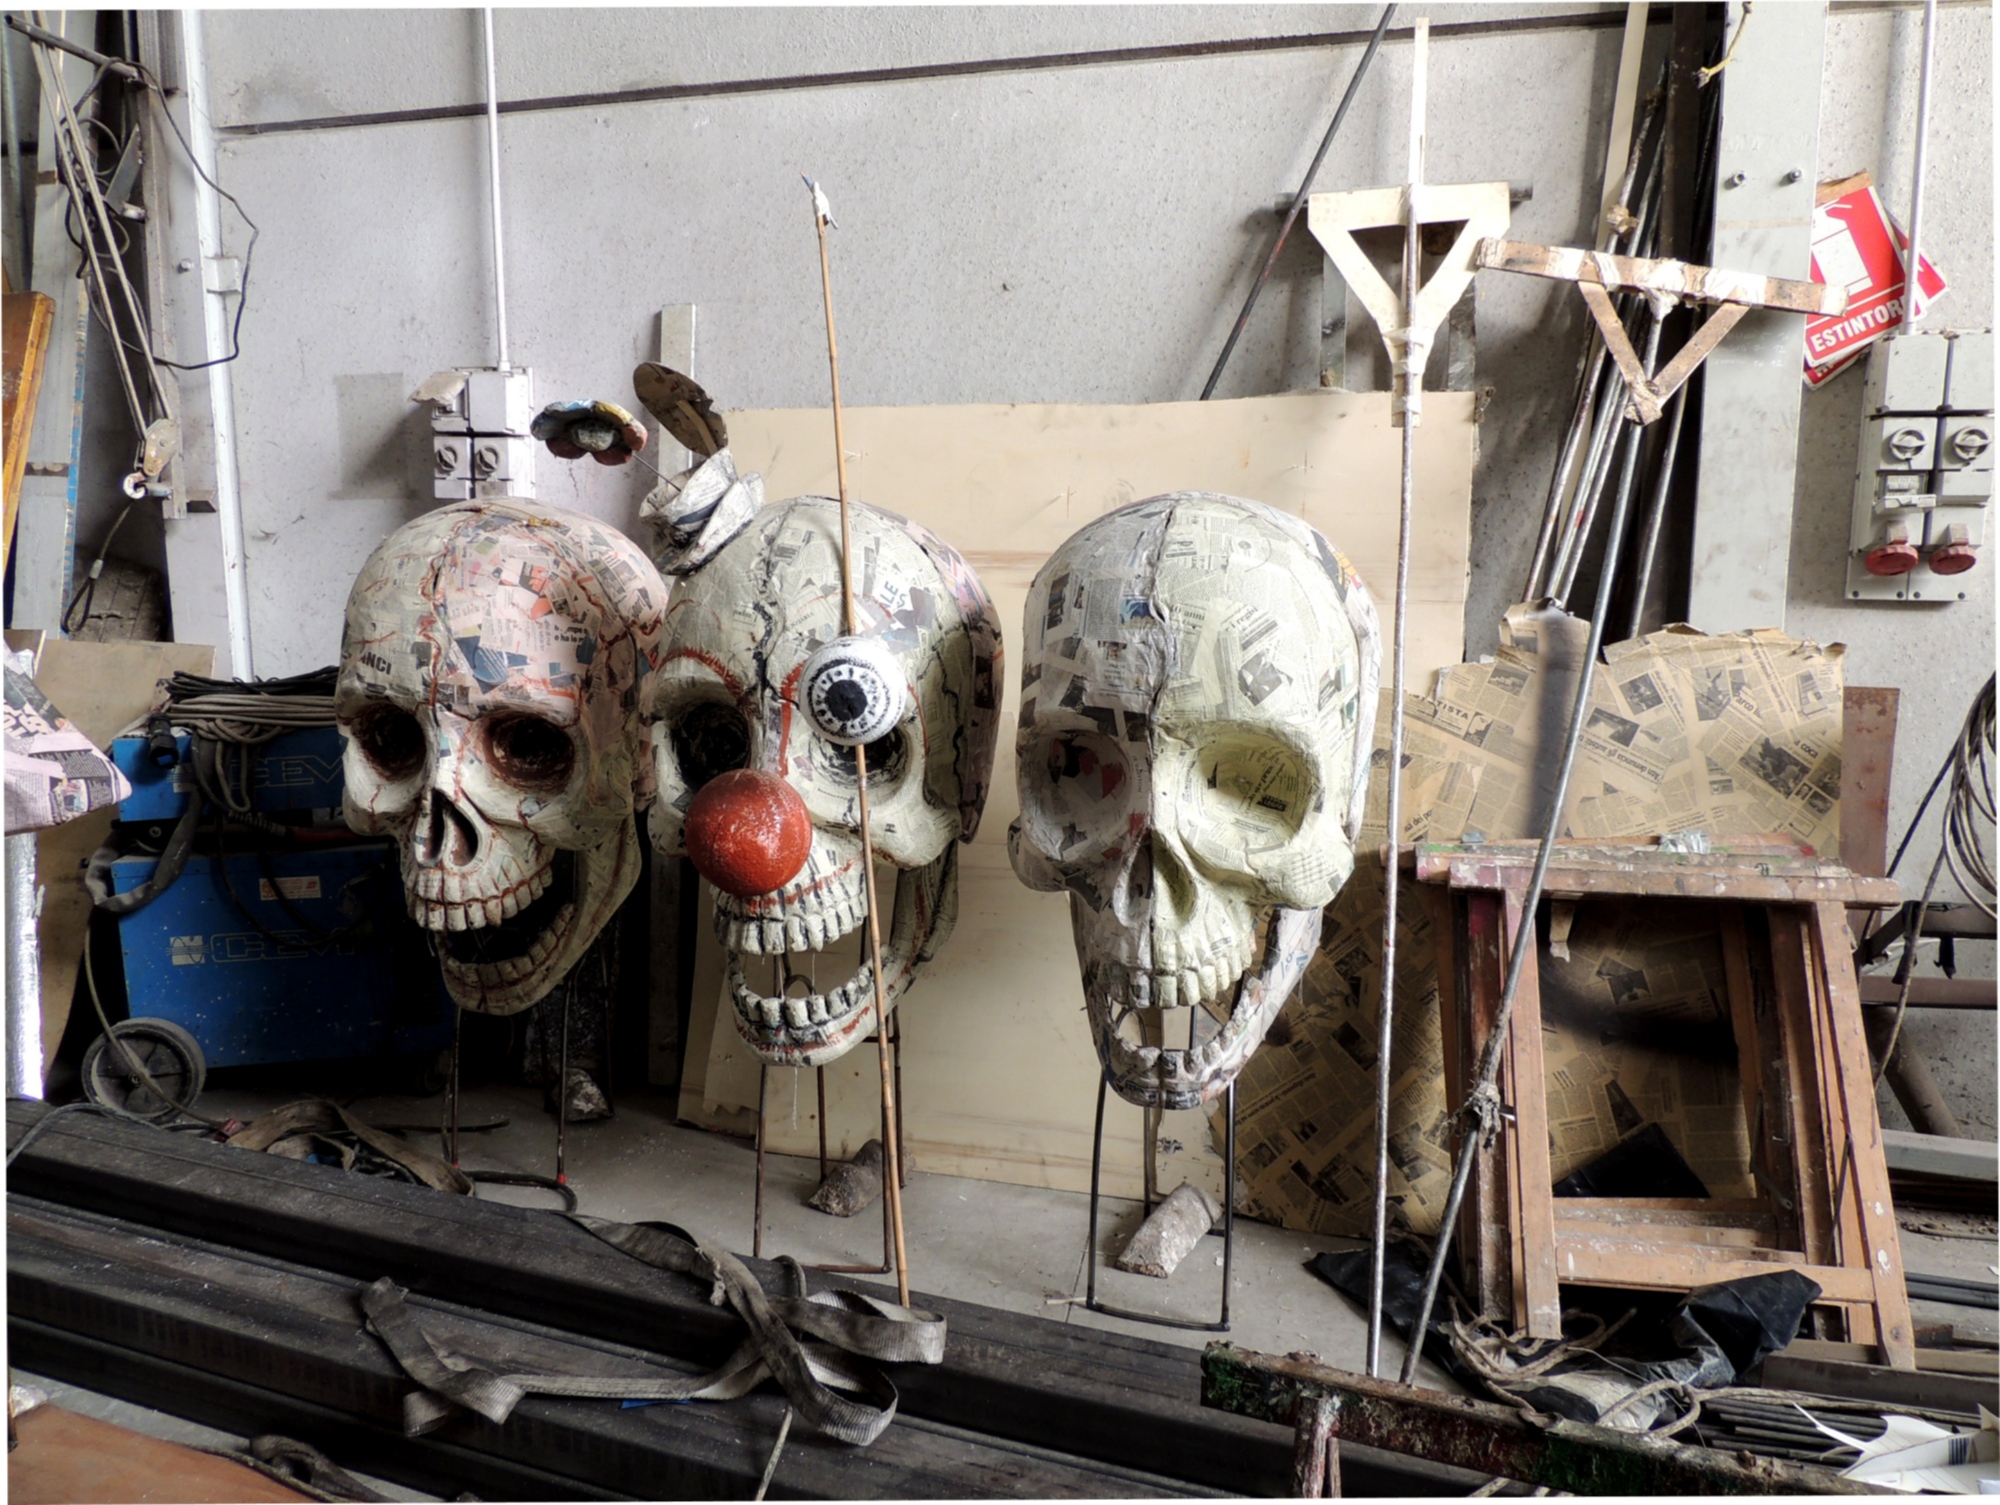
676 392 1476 1199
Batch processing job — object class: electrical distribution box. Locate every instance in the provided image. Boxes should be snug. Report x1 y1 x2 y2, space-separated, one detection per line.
1847 329 1992 601
411 366 536 502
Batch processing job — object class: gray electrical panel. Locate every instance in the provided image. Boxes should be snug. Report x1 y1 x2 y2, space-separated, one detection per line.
1847 329 1993 601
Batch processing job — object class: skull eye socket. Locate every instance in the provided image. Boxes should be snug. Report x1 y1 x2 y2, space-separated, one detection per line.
819 725 909 786
485 713 576 792
351 704 426 782
1178 733 1313 855
1016 731 1135 854
668 700 752 790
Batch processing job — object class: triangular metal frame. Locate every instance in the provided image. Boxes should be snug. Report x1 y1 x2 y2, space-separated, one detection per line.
1473 237 1848 424
1308 181 1513 416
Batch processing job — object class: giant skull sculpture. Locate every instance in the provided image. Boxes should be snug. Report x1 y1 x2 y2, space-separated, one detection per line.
650 495 1001 1069
337 499 666 1014
1009 493 1379 1111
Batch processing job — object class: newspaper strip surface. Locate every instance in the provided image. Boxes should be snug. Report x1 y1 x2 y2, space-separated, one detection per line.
1213 617 1840 1235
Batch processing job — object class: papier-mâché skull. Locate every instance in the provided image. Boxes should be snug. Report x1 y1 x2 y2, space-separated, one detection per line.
1009 492 1380 1111
337 499 666 1015
651 496 1001 1068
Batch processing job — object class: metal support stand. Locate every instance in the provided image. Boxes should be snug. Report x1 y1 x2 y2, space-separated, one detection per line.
751 1013 906 1276
444 965 609 1215
1084 1075 1234 1333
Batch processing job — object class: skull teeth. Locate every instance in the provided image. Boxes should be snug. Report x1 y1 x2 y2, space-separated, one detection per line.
407 857 555 932
1141 928 1256 1011
439 903 572 983
713 855 867 955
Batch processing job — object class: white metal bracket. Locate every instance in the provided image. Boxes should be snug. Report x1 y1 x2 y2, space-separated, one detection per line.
1309 181 1512 423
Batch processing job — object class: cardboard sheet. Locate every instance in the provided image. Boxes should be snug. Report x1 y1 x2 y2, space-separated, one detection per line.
676 391 1477 1199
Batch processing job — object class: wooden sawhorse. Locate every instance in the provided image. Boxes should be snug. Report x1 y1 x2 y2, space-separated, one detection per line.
1417 838 1917 1370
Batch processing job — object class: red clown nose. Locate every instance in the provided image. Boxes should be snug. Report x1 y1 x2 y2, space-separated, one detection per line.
684 769 813 898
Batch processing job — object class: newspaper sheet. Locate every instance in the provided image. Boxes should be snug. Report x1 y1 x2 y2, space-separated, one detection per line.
1214 619 1840 1235
3 659 130 835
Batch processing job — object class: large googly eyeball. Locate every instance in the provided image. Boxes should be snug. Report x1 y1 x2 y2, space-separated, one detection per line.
800 635 907 746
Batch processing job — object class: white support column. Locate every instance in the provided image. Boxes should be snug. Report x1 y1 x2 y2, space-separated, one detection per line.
1687 1 1828 632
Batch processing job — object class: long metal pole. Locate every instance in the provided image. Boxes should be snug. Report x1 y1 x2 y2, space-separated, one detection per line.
1622 383 1687 639
811 182 911 1307
1367 14 1427 1383
1200 4 1393 400
1399 363 1656 1389
5 834 44 1098
1898 0 1937 333
481 9 511 370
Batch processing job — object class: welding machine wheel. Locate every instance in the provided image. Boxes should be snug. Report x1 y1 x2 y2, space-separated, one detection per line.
81 1017 207 1124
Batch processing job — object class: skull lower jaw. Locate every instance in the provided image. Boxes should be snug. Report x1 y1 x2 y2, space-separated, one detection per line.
1078 902 1324 1111
431 827 642 1015
725 845 958 1068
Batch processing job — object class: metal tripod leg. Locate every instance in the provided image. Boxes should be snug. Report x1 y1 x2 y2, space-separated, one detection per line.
446 1005 463 1168
805 1021 897 1275
754 1063 769 1258
1084 1073 1234 1332
462 981 577 1212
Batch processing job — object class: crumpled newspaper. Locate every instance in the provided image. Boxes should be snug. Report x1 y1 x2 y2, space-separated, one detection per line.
639 447 763 576
3 653 130 835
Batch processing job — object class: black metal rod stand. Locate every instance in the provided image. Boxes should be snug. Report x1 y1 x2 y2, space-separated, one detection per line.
750 1027 902 1276
1084 1073 1234 1332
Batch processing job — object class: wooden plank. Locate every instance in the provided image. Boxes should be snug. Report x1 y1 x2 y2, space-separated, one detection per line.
1768 910 1836 1272
1471 238 1845 314
1777 1337 1998 1378
1810 901 1916 1370
1202 1344 1871 1495
1840 687 1899 881
1882 1129 1999 1182
1718 905 1792 1245
9 1402 312 1504
1501 886 1560 1339
1858 975 1995 1008
1454 891 1515 1322
1554 1197 1775 1224
9 1196 1211 1502
2 288 55 574
4 1103 1484 1499
1550 1242 1881 1301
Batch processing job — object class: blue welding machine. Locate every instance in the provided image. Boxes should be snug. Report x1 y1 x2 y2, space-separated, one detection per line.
106 728 454 1070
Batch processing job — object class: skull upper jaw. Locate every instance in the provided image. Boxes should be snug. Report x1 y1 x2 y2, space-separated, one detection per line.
725 844 959 1069
1078 900 1323 1110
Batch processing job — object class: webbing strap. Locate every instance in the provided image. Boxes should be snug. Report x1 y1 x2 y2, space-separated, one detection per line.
359 1216 943 1446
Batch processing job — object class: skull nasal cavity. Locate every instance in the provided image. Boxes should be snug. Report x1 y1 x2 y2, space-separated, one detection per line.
416 792 483 869
684 768 813 898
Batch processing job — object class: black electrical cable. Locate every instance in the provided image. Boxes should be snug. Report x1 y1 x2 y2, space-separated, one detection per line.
129 56 259 371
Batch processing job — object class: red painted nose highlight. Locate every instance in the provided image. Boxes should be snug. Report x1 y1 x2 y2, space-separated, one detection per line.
684 769 813 898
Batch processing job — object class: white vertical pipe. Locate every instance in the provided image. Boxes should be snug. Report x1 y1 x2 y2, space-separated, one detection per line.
182 10 254 678
6 833 45 1098
482 9 511 371
1899 0 1937 333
